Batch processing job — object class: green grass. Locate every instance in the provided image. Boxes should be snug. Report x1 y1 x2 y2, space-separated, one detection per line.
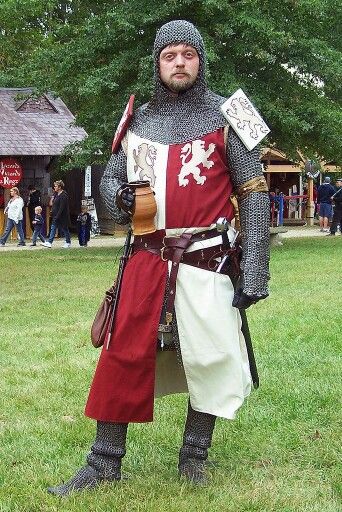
0 238 341 512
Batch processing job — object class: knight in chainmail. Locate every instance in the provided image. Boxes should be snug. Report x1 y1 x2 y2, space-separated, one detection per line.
48 20 270 496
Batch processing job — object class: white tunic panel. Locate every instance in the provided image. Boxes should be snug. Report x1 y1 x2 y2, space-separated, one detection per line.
127 131 168 230
174 263 252 419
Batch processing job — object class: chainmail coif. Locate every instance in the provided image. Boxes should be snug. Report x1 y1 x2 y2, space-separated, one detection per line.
130 19 228 142
153 20 207 96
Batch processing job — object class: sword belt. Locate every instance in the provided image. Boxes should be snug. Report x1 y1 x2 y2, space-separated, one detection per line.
132 229 241 327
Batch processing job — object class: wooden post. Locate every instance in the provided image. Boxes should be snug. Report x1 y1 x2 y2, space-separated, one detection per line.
306 177 315 226
0 209 5 233
25 207 32 239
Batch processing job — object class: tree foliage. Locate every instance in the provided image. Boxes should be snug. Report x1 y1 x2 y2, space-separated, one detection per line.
0 0 341 167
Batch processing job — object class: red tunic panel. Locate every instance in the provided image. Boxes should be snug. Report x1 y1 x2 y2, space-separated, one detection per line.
166 129 234 228
85 250 167 422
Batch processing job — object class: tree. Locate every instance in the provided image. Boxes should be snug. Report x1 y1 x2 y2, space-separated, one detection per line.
0 0 341 168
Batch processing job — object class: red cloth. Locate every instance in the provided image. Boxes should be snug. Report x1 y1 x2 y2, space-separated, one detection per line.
85 250 167 422
166 129 234 228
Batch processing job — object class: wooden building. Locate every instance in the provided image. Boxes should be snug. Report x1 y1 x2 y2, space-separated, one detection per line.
261 147 339 194
0 87 87 235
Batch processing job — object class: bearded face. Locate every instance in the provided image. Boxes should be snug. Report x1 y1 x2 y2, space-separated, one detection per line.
159 44 200 93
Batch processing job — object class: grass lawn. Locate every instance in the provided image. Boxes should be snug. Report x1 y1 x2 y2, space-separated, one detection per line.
0 237 341 512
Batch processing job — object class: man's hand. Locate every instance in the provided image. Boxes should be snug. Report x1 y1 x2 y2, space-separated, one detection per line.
116 184 135 215
232 288 266 310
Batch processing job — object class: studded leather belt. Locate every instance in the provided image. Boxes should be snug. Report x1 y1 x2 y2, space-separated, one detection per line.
132 229 227 327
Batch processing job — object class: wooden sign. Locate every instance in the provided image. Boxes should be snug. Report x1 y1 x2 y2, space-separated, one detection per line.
0 158 23 188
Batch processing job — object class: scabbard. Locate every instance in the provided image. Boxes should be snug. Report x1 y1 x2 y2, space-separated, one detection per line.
240 309 259 389
228 271 259 389
105 229 132 350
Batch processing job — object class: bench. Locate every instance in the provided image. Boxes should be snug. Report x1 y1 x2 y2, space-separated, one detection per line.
270 227 288 246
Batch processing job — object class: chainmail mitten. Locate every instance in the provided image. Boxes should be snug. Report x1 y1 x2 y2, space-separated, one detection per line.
99 147 130 225
47 422 128 497
116 183 135 215
179 400 216 484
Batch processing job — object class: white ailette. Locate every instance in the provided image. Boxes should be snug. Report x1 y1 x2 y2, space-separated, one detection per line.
220 88 270 151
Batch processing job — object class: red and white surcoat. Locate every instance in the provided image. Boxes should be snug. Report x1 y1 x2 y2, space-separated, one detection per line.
85 129 252 423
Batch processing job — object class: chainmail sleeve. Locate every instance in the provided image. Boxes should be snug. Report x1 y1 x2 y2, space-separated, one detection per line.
99 146 130 225
227 129 270 297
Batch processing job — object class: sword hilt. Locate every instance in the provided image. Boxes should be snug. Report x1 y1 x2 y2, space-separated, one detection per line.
216 217 230 249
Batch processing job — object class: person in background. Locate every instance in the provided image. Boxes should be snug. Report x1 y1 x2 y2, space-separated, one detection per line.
317 176 335 232
27 185 41 231
0 187 25 246
327 178 342 236
30 206 45 246
77 206 92 247
42 180 71 248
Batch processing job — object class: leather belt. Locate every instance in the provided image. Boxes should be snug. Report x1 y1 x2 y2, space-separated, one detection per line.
132 229 222 326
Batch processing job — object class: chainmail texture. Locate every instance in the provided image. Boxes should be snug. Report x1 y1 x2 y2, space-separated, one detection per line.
100 147 130 225
47 465 103 496
153 20 206 94
47 421 127 496
227 133 270 296
239 193 270 296
100 19 270 299
130 20 227 143
87 421 128 478
178 400 216 483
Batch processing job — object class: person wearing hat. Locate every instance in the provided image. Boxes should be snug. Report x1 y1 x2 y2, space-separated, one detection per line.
317 176 335 232
48 20 270 495
327 178 342 235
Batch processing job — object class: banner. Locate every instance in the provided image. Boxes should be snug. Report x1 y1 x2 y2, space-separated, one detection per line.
82 197 100 236
84 165 92 197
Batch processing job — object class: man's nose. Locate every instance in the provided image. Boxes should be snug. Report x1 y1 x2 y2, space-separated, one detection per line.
174 54 186 66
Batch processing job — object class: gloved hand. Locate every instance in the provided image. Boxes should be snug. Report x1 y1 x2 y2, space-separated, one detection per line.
232 287 265 309
116 184 135 215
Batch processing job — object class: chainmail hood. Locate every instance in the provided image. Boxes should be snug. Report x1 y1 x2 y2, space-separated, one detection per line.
153 20 207 97
130 19 227 144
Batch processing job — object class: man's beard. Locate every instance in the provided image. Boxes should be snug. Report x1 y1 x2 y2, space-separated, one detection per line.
166 74 196 93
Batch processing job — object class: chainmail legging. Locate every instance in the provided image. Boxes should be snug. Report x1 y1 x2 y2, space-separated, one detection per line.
179 400 216 465
86 421 128 479
47 421 128 496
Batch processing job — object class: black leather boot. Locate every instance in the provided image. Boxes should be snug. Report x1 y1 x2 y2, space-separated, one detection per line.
178 400 216 484
48 421 128 496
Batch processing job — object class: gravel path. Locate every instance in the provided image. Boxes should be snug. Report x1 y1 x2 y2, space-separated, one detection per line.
0 235 125 252
280 226 337 238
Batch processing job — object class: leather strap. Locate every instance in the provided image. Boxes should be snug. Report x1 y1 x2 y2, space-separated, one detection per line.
163 233 193 325
236 176 269 201
132 229 221 326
